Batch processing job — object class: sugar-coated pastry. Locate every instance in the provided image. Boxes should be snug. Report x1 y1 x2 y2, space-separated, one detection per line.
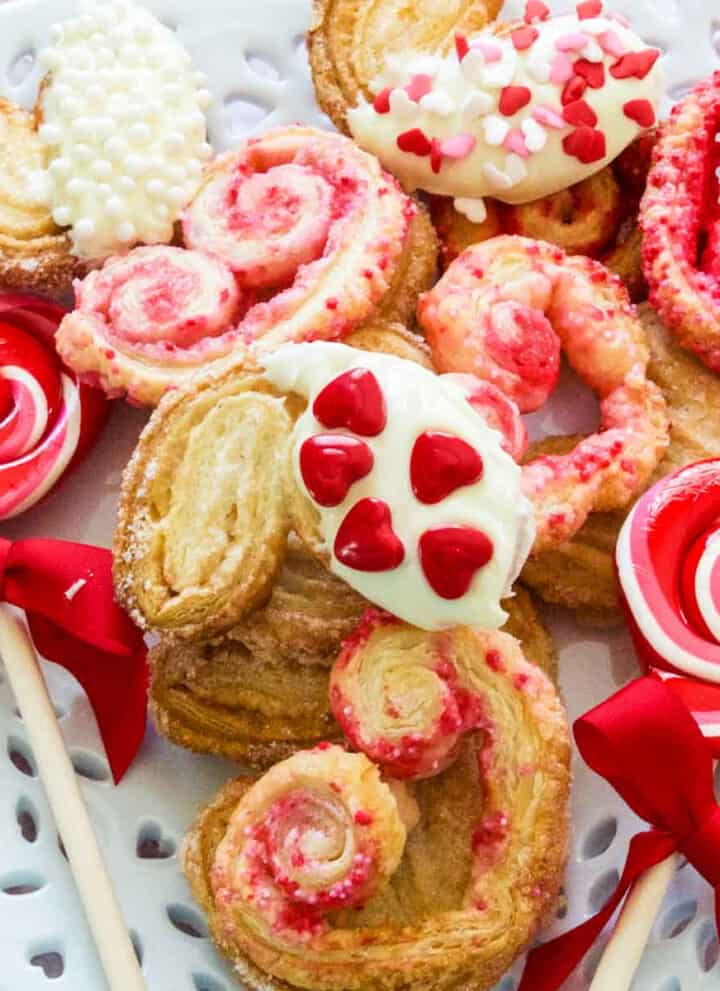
520 305 720 621
417 236 670 551
308 0 503 133
0 100 80 298
342 3 663 223
35 0 211 261
0 294 107 520
262 342 535 631
149 573 555 767
57 126 438 406
183 618 570 991
641 73 720 371
113 361 302 639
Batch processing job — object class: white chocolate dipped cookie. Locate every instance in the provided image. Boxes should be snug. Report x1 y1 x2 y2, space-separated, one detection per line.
35 0 212 261
346 2 663 222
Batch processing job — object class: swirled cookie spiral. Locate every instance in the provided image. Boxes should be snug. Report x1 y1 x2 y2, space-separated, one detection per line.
184 617 570 991
57 126 437 406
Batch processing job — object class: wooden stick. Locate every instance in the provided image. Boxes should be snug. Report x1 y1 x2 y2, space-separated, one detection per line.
589 853 678 991
0 605 147 991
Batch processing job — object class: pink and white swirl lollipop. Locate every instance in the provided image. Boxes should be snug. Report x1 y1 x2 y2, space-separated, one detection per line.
617 458 720 752
0 294 108 521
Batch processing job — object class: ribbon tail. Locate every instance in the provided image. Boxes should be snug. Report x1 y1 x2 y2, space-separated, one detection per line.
517 831 678 991
26 614 149 784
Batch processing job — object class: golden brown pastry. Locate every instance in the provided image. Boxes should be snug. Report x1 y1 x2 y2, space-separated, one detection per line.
114 361 303 640
307 0 502 134
149 578 555 768
521 304 720 621
0 99 79 297
183 616 570 991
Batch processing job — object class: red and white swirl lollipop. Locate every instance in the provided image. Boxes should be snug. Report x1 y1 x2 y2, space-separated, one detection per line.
617 458 720 752
0 294 108 521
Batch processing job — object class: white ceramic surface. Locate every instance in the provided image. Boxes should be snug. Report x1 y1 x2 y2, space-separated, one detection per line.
0 1 718 990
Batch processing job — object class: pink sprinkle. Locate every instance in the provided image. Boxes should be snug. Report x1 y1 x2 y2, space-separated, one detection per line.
473 39 503 63
550 52 574 84
440 133 477 160
610 12 631 27
503 129 530 158
555 32 590 52
405 73 433 102
533 104 566 129
598 29 626 58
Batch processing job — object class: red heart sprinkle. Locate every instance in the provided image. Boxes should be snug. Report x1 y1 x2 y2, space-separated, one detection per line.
563 126 607 163
499 85 532 117
511 25 539 51
610 49 660 80
562 98 598 127
300 434 374 507
430 138 443 175
561 75 587 105
419 527 494 600
313 367 387 437
397 128 432 157
623 98 656 127
334 498 405 572
573 58 605 88
373 88 392 114
576 0 602 18
410 432 484 505
455 33 470 61
405 74 433 102
524 1 550 22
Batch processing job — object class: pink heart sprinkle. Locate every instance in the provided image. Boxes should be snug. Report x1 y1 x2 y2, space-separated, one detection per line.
405 74 433 102
503 129 530 158
533 104 566 129
598 29 626 58
550 52 574 84
440 134 477 160
473 40 503 63
555 32 590 52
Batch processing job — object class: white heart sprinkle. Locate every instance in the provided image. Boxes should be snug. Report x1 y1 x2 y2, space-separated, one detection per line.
527 53 551 83
460 50 486 83
389 88 416 118
483 163 514 191
483 55 516 88
522 118 547 152
505 153 528 184
420 91 456 117
461 91 494 119
483 116 510 147
454 197 488 224
583 39 605 62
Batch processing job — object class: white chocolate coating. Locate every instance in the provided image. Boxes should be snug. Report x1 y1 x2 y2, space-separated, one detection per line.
263 343 535 631
347 11 663 216
36 0 212 260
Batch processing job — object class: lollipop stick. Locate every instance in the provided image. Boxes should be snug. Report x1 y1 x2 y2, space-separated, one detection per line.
0 606 147 991
589 854 678 991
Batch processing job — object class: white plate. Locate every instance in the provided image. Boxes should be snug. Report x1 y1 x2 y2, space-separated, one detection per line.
0 1 719 989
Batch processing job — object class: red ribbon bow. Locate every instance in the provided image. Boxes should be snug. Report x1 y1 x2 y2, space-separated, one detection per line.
519 676 720 990
0 537 148 784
